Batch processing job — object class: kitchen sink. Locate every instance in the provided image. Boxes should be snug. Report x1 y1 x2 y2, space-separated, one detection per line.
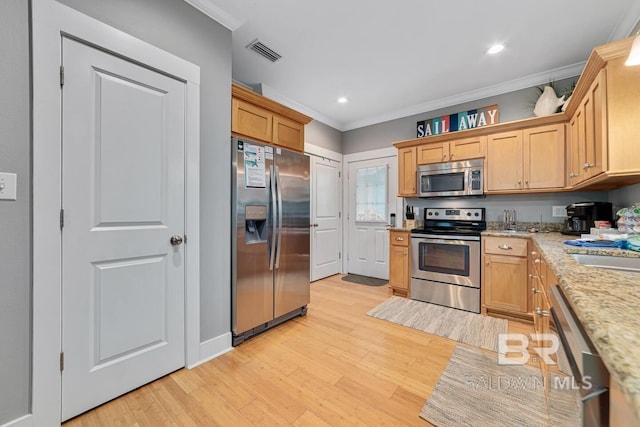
570 254 640 273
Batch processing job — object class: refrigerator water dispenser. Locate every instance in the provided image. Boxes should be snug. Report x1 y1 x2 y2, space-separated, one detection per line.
245 205 267 243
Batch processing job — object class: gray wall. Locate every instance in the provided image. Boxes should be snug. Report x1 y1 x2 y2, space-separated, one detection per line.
342 77 577 155
0 0 32 423
405 191 610 228
609 183 640 212
305 120 343 154
55 0 233 343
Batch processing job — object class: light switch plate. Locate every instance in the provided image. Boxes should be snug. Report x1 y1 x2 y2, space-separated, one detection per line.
552 205 565 217
0 172 17 200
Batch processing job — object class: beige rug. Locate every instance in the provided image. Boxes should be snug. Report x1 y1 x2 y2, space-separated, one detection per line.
367 296 507 352
420 345 581 427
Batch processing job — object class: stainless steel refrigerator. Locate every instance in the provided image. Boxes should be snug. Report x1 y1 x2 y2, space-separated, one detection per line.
231 136 310 346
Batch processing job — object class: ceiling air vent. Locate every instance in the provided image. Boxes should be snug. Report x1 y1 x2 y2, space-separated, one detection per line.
246 39 282 62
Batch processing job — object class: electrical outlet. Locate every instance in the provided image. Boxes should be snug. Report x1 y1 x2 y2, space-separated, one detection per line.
552 205 566 217
0 172 17 201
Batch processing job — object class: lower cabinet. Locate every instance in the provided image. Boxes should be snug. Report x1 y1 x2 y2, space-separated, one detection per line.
482 236 530 319
389 230 410 297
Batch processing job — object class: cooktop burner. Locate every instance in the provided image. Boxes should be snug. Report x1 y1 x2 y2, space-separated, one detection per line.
411 207 486 236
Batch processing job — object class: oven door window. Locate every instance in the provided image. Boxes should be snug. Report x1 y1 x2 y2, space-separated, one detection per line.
421 172 465 193
418 241 470 276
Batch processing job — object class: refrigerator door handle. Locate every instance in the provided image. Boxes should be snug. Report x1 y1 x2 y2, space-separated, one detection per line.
269 165 277 271
275 165 283 269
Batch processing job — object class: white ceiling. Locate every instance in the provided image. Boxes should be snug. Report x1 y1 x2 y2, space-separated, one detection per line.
186 0 640 131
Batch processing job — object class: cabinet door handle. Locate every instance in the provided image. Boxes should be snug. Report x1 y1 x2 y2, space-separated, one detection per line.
528 274 539 280
395 237 404 241
450 154 454 160
442 154 447 160
535 308 550 317
498 244 512 250
531 287 542 294
403 251 407 256
534 259 541 264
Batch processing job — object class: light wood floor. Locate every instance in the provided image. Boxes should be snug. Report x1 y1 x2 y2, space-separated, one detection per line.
64 275 533 426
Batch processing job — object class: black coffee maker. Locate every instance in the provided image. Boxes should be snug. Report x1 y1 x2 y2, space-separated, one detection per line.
561 201 613 235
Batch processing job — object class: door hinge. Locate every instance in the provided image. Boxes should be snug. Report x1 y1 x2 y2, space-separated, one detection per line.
60 352 64 372
338 171 341 178
339 212 341 218
59 209 64 229
60 65 64 87
339 252 341 259
183 234 187 244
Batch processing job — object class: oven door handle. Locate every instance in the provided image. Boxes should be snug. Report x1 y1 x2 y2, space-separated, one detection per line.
411 234 480 242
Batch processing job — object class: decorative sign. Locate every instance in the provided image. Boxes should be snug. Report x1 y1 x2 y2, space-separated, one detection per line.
416 104 499 138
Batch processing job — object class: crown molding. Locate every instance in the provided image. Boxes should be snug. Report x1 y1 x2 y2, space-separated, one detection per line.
341 62 586 131
258 83 345 131
183 0 243 31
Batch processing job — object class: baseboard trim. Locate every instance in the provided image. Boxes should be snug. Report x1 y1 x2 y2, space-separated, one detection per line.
1 414 32 427
188 332 232 369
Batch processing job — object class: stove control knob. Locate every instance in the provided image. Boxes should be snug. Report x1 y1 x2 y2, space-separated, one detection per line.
428 212 433 216
474 212 479 217
434 212 439 216
466 212 472 216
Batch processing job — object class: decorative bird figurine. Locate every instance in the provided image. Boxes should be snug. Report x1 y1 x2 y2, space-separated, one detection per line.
533 85 565 116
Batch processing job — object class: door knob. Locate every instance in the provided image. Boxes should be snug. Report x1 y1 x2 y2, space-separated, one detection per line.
170 235 184 246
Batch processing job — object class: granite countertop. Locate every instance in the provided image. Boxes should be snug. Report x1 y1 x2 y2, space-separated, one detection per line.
482 230 640 420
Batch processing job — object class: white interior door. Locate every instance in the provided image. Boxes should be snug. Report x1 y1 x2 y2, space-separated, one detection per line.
310 155 342 281
347 157 397 279
61 36 186 420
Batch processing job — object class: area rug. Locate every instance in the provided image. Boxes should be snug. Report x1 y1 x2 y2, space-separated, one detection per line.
420 345 581 427
341 274 388 286
367 296 507 352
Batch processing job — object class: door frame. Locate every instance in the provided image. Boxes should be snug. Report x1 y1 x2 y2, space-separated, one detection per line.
32 1 201 424
305 143 343 281
342 147 402 274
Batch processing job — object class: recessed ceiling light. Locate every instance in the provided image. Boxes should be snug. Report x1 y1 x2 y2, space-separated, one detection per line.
487 44 505 55
337 97 348 104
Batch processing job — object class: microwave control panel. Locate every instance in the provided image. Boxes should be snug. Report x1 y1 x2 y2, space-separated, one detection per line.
470 170 482 191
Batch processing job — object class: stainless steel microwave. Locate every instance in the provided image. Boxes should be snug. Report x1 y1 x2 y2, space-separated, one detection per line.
417 158 484 197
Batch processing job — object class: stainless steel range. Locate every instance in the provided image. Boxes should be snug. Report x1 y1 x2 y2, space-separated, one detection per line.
410 208 486 313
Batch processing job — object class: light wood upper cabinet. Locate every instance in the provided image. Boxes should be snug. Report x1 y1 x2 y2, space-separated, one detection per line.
486 124 565 192
523 124 565 190
273 115 304 152
417 142 448 164
231 83 311 152
417 136 486 165
232 98 273 142
398 147 417 196
450 135 487 161
486 131 523 191
567 69 607 185
563 37 640 189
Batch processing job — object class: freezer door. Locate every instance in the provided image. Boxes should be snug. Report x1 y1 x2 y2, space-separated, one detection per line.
274 148 311 317
232 138 274 335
